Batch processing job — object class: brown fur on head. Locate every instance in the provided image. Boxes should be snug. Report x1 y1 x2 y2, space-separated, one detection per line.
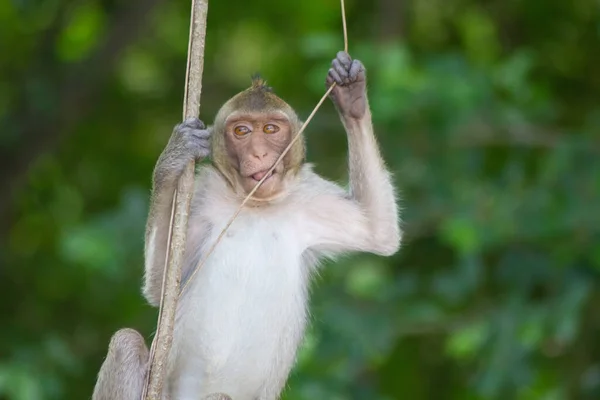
211 75 305 198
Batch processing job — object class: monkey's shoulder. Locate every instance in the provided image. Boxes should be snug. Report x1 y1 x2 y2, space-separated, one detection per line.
194 165 231 197
289 163 349 204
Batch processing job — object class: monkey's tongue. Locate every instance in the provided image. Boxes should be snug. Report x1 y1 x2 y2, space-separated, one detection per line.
252 170 272 181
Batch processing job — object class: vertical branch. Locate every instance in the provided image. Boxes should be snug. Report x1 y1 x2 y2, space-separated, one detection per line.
143 0 209 399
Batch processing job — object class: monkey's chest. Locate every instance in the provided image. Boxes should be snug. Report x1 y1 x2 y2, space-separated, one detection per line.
200 214 306 289
172 214 308 391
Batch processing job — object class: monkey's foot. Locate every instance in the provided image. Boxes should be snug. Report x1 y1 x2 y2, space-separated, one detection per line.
203 393 232 400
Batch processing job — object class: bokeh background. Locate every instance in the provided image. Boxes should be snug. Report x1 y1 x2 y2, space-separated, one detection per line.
2 0 600 398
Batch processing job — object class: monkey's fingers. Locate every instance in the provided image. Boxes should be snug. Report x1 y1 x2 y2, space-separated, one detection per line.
188 139 210 159
182 117 206 130
191 129 211 140
325 74 337 95
327 68 344 86
336 50 352 69
349 60 364 81
177 126 211 160
332 59 349 84
195 146 211 159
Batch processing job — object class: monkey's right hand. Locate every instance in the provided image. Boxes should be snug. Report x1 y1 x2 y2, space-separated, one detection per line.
155 117 211 183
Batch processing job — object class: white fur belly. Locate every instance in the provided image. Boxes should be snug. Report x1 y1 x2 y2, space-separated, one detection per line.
169 213 309 399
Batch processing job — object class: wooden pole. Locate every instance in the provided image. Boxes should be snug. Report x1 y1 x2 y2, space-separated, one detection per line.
143 0 209 398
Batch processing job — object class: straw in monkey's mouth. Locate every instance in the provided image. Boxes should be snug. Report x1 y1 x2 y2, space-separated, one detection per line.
251 170 274 181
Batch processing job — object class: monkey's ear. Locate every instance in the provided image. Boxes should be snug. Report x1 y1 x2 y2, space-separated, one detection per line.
250 73 272 92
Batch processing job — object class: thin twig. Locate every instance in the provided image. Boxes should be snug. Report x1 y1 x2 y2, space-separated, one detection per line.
143 0 209 398
341 0 348 52
179 0 349 297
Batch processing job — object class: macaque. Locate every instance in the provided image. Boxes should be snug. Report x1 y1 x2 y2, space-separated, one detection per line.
92 51 401 400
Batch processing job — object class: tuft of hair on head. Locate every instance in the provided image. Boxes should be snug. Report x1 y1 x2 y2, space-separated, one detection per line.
250 73 273 92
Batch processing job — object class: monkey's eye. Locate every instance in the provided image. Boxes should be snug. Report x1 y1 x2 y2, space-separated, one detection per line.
234 126 250 136
263 124 279 134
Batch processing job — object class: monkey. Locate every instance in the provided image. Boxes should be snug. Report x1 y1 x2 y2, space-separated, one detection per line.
92 51 401 400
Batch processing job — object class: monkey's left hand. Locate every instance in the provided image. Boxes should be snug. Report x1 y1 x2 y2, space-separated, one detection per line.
326 51 367 120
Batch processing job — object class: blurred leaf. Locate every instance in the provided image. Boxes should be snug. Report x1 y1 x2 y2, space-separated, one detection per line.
440 216 480 254
446 320 488 359
345 257 390 300
56 1 106 62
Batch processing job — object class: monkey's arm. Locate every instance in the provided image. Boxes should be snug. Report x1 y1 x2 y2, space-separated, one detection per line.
345 107 400 255
305 52 400 257
143 118 211 306
305 108 400 257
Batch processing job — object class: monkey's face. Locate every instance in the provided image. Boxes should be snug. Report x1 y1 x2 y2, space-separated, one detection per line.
224 112 293 199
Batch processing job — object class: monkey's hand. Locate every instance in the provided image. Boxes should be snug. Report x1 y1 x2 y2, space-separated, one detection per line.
155 117 211 183
326 51 367 120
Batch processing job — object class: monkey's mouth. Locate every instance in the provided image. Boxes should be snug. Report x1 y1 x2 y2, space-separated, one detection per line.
250 170 275 182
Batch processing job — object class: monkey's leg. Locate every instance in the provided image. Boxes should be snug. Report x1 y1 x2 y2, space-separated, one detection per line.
92 328 149 400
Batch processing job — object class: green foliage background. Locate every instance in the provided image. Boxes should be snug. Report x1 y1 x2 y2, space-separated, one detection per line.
1 0 599 398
